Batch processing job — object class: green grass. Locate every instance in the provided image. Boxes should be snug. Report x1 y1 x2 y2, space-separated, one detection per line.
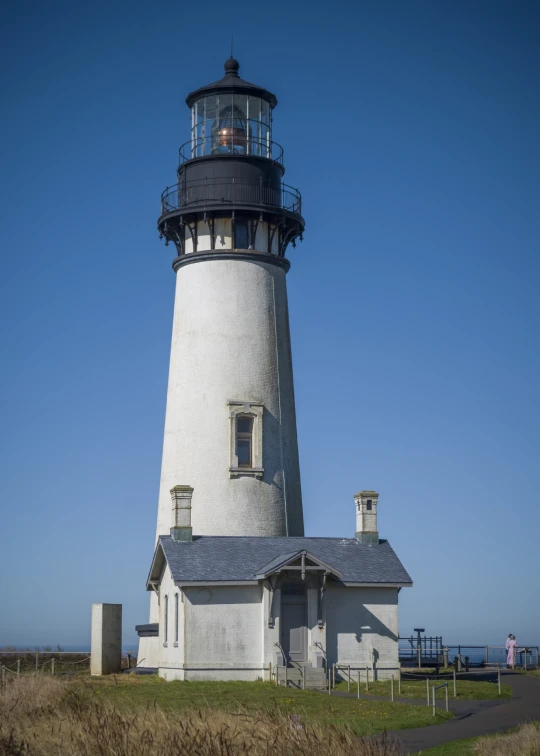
87 675 453 736
414 736 478 754
334 678 512 700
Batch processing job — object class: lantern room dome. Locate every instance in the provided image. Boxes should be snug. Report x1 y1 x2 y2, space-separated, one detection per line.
186 59 277 109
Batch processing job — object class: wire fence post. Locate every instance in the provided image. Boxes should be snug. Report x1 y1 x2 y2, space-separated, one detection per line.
1 665 5 690
453 667 457 698
445 684 449 712
347 665 350 692
302 666 305 690
17 659 21 675
275 666 279 686
426 677 429 705
366 666 369 692
35 652 39 672
432 685 436 716
332 663 335 688
357 670 360 698
398 668 401 695
51 658 55 676
285 665 288 688
328 669 331 695
498 667 501 696
391 674 394 702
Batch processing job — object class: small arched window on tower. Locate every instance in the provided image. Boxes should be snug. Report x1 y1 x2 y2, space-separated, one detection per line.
236 416 253 467
366 499 373 511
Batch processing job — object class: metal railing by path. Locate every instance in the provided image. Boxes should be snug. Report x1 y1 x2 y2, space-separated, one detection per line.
399 639 539 670
446 645 539 670
432 682 449 716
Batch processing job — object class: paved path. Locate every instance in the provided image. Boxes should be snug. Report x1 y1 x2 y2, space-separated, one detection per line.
327 672 540 753
391 672 540 753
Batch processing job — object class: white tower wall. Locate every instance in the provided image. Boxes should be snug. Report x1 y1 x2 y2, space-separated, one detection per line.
155 256 304 540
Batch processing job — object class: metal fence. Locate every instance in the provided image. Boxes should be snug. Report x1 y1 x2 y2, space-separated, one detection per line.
399 638 539 669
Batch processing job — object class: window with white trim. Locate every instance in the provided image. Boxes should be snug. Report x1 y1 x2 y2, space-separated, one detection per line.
228 401 264 477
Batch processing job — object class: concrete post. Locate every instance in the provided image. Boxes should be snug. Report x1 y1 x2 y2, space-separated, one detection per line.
91 603 122 676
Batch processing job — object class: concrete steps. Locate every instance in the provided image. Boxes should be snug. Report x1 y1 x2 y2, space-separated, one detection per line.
276 665 327 690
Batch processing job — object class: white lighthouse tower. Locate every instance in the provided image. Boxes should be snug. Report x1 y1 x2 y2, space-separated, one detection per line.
153 58 305 539
133 63 413 676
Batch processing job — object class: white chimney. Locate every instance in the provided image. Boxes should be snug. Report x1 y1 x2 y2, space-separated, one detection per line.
355 490 379 545
170 485 194 542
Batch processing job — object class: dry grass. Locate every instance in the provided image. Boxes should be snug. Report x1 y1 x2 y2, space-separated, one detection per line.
0 675 405 755
474 722 540 755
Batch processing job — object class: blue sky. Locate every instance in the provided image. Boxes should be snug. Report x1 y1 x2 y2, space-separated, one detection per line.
1 0 539 648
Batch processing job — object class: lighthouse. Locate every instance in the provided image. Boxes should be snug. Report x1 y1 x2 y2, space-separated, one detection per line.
134 60 412 680
154 58 305 539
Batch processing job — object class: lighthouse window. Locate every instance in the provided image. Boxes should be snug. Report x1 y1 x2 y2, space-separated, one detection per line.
366 500 373 510
164 595 169 645
191 95 272 159
236 416 253 467
228 401 264 477
234 221 249 249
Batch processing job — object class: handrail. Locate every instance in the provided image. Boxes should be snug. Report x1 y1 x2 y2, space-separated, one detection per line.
273 642 286 666
160 179 302 216
179 137 284 165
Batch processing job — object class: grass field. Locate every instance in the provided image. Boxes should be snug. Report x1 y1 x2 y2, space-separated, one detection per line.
333 677 512 700
89 674 453 736
0 674 454 755
417 721 540 755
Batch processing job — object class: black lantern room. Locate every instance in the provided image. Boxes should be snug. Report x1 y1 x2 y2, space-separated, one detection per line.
158 59 304 268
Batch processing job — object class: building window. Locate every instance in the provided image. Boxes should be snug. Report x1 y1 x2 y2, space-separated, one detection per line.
234 221 249 249
366 500 372 510
164 595 168 644
236 416 253 467
228 401 264 477
174 594 179 644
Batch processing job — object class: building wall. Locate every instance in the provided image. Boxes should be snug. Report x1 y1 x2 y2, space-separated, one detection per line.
157 565 185 678
154 257 304 543
159 582 266 681
326 585 399 680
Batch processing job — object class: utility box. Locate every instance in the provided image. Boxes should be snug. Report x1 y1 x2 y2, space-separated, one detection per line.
91 603 122 676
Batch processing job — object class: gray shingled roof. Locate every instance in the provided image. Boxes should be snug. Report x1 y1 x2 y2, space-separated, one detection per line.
149 536 412 587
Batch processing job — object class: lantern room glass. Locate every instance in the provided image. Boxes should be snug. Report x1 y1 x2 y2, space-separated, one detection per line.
191 95 271 158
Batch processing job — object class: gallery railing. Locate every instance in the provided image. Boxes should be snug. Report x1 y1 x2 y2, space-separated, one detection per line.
161 178 302 216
